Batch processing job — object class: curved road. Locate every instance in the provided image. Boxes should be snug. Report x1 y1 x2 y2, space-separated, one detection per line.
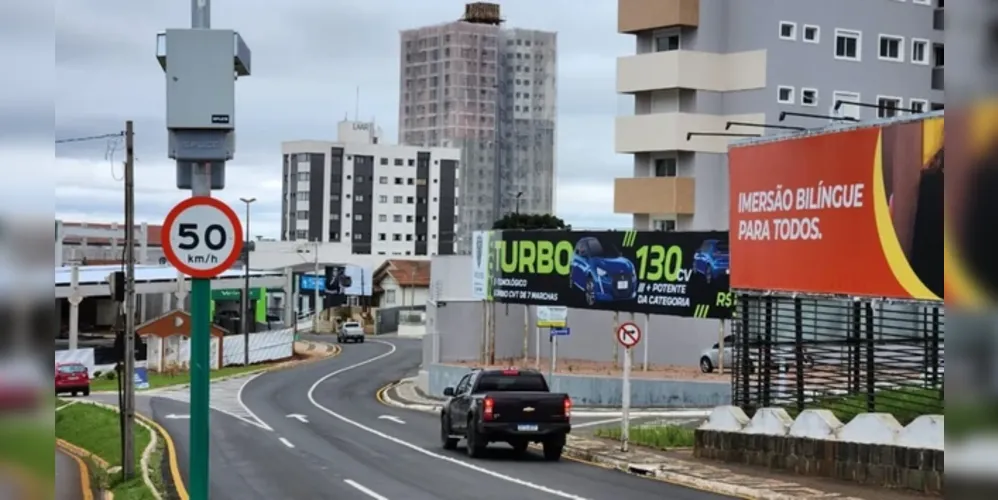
154 337 732 500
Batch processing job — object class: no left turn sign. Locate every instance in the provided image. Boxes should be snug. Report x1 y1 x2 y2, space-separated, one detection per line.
161 197 244 278
616 322 641 349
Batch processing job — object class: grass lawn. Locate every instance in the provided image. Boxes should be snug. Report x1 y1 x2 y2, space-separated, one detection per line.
0 416 54 484
594 424 695 450
789 386 943 425
56 403 162 499
90 362 271 392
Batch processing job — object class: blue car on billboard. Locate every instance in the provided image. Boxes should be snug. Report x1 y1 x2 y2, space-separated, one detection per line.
570 236 637 306
692 239 730 284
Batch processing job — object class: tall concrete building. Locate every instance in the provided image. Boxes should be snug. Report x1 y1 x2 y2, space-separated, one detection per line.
613 0 945 231
399 3 557 253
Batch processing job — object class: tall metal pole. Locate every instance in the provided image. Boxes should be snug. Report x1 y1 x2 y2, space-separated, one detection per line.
241 200 251 366
189 3 211 499
122 120 136 478
313 243 320 321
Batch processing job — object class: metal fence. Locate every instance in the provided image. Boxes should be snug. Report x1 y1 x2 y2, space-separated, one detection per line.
731 293 944 424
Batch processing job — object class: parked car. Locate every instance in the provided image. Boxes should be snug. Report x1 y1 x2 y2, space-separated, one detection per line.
692 239 730 284
699 335 813 373
337 321 365 343
55 362 91 396
569 236 637 306
440 368 572 460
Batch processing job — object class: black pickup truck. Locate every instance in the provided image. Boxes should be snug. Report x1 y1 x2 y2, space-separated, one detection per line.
439 368 572 460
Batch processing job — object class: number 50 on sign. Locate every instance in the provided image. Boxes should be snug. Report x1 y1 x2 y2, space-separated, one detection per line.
161 197 244 278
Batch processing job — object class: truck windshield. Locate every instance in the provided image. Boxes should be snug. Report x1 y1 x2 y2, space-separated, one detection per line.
474 373 548 393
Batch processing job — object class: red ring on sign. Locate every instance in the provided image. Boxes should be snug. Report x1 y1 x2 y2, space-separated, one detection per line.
616 321 641 348
160 196 244 279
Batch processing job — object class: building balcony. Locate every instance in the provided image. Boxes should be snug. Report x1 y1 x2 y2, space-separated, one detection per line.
613 177 694 215
933 8 944 30
618 0 699 34
617 50 766 93
932 67 944 90
615 112 765 154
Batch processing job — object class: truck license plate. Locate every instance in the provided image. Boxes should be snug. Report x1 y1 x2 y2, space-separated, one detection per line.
518 424 539 432
617 281 628 290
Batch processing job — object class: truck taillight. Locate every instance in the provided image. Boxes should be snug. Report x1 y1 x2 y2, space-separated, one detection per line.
483 396 494 421
564 396 572 417
501 368 519 375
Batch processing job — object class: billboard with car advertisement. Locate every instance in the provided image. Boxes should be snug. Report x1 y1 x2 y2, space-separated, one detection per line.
728 114 944 301
477 230 733 319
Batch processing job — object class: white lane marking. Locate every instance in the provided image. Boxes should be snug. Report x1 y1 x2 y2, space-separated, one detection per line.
572 417 622 428
343 479 389 500
236 372 275 431
287 413 309 423
378 415 405 424
164 414 191 420
279 437 295 449
307 340 589 500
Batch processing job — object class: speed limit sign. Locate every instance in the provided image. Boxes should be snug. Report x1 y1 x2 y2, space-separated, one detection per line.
161 197 244 278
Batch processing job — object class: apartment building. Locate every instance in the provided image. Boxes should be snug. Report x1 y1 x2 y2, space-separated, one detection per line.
399 2 557 253
613 0 945 231
55 220 164 267
281 120 461 257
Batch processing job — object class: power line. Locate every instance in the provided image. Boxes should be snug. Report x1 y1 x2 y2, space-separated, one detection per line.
55 132 125 144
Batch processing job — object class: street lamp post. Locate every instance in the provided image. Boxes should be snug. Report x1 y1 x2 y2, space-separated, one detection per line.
239 197 256 366
515 191 524 215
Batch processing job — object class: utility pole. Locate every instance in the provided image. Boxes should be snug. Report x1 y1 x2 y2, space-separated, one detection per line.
240 197 255 366
122 120 136 478
313 242 320 321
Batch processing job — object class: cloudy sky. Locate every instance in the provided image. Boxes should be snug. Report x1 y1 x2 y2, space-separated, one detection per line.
51 0 633 238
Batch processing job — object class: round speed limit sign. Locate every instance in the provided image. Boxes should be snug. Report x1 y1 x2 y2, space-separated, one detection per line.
161 197 244 278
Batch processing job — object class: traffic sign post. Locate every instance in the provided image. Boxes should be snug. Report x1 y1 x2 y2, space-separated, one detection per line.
616 321 642 452
161 197 243 500
548 327 570 388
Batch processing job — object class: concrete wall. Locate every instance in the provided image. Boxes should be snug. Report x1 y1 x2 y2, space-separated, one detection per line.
426 255 722 367
426 363 730 408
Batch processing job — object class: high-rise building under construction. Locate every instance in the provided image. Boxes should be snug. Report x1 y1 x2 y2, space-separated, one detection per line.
399 2 557 253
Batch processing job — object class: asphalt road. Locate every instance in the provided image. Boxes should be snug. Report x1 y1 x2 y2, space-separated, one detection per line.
55 448 87 500
111 337 733 499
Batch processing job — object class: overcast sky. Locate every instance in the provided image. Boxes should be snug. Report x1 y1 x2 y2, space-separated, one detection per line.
49 0 633 237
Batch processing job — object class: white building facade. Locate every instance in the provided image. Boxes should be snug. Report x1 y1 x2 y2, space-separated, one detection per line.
281 120 462 258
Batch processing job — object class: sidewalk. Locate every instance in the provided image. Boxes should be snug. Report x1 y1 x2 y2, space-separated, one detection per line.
384 379 926 500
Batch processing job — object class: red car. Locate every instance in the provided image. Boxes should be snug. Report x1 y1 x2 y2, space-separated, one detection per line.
55 363 91 396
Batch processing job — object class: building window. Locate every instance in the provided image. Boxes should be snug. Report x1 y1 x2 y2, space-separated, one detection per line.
909 99 928 114
878 34 904 62
802 25 820 43
378 233 386 241
379 195 388 203
831 91 861 120
408 159 415 166
378 214 387 222
393 214 403 222
297 210 308 220
379 176 389 184
355 195 365 202
779 21 797 40
356 176 365 183
297 172 310 181
330 213 340 220
298 192 309 201
877 96 903 118
295 230 307 239
395 177 403 185
653 29 680 52
407 178 414 185
380 157 388 165
653 158 677 177
801 88 818 106
384 290 396 305
407 196 414 204
394 159 403 166
834 29 862 61
406 215 414 222
653 220 676 232
777 86 795 104
393 234 402 241
394 196 404 203
354 233 363 241
330 194 340 202
406 234 414 241
911 38 929 64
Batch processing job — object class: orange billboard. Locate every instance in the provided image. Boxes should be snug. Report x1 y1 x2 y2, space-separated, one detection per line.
728 117 943 301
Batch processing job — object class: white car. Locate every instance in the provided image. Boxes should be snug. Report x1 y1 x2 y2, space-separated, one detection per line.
337 321 365 343
699 335 813 373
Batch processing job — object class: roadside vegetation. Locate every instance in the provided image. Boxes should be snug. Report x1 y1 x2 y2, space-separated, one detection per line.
90 362 270 392
788 386 943 425
594 423 695 450
56 402 165 499
0 412 53 486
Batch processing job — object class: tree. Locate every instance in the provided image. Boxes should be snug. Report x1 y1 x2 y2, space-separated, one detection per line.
492 213 570 231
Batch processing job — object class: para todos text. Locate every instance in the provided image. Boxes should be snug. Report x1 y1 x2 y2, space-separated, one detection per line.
736 182 865 241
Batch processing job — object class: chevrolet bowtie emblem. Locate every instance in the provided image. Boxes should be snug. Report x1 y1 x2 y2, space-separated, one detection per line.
523 406 535 412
